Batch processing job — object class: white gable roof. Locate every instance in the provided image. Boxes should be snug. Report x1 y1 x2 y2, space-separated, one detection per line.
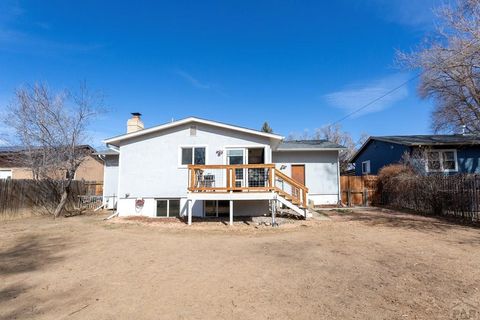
103 117 284 146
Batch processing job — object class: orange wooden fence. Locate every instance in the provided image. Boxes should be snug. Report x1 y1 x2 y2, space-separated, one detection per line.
340 175 378 206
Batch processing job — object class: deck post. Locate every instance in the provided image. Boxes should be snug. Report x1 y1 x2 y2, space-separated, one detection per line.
229 200 234 226
271 200 277 227
187 199 193 225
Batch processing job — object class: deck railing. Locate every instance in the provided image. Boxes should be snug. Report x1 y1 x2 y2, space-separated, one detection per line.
187 164 308 207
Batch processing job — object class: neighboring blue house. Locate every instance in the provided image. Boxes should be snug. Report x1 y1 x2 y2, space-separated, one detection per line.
350 135 480 176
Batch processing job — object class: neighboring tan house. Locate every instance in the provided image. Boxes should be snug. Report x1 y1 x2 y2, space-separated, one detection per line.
101 114 345 224
351 135 480 176
0 145 104 182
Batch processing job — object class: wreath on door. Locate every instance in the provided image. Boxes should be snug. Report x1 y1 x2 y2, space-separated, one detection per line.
135 199 145 209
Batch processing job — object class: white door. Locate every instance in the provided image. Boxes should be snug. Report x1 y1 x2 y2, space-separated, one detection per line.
226 149 245 187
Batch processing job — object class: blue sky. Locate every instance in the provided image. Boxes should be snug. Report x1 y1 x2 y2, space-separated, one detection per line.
0 0 441 146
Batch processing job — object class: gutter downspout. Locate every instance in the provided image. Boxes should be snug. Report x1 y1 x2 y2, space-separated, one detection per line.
104 211 119 220
337 150 342 205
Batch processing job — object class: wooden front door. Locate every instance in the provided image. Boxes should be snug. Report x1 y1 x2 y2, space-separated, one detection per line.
291 165 305 199
291 165 305 185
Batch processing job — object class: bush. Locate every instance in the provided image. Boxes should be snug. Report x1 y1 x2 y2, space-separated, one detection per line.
376 163 478 221
377 164 413 203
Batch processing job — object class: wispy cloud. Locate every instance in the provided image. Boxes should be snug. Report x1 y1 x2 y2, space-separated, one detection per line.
0 1 105 55
364 0 440 28
323 73 409 117
174 69 211 89
173 69 229 97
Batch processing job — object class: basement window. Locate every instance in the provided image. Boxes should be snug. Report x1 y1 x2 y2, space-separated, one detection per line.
156 199 180 217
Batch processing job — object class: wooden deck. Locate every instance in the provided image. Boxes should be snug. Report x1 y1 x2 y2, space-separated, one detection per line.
187 164 308 208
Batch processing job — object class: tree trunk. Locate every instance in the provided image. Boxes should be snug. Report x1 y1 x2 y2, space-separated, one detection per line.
53 180 72 218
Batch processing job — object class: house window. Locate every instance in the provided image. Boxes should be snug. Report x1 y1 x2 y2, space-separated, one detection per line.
0 170 12 180
156 199 180 217
180 147 206 166
227 149 244 165
426 150 458 172
361 161 371 175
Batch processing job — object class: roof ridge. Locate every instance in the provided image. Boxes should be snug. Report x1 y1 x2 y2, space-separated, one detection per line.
104 117 284 146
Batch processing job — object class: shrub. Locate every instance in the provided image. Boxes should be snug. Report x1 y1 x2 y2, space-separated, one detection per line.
377 163 477 220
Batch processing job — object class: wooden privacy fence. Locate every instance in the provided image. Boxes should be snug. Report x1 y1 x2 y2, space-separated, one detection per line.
341 175 378 206
83 181 103 196
378 174 480 223
0 179 100 217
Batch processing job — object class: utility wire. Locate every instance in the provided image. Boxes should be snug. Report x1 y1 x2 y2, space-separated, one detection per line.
329 38 480 126
330 73 421 126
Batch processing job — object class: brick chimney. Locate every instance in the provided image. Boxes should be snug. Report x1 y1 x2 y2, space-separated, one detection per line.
127 112 144 133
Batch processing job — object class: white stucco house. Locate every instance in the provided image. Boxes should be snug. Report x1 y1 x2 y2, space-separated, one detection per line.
98 114 344 225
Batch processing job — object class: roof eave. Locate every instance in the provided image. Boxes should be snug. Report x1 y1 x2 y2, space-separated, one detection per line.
275 147 346 152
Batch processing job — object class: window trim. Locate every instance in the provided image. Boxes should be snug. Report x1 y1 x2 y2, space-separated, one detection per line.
425 149 458 173
0 169 12 180
222 145 269 165
225 148 246 165
178 145 208 168
155 198 181 218
361 160 371 175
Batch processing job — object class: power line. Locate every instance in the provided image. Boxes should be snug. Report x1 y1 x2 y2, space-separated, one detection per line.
330 73 421 126
329 37 480 126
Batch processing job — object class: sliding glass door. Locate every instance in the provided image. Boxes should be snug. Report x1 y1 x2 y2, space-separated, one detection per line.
227 149 245 187
226 147 267 188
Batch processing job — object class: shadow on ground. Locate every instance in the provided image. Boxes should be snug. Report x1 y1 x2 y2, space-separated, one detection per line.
0 234 66 275
0 233 69 320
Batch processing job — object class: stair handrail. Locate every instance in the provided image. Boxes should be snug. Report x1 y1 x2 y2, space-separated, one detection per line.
273 168 308 208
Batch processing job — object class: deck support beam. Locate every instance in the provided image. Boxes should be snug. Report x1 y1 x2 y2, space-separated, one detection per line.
229 200 234 226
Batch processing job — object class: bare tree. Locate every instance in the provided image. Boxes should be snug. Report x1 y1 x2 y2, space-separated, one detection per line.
312 124 357 172
5 82 104 218
397 0 480 133
357 132 369 147
287 124 367 172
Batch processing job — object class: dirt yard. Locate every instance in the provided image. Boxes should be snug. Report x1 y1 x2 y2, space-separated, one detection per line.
1 208 480 320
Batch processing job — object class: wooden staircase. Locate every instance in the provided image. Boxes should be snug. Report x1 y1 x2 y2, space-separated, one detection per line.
272 168 308 210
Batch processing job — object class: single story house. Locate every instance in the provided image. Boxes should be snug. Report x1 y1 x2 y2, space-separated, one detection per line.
0 145 104 182
350 135 480 175
100 114 345 224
